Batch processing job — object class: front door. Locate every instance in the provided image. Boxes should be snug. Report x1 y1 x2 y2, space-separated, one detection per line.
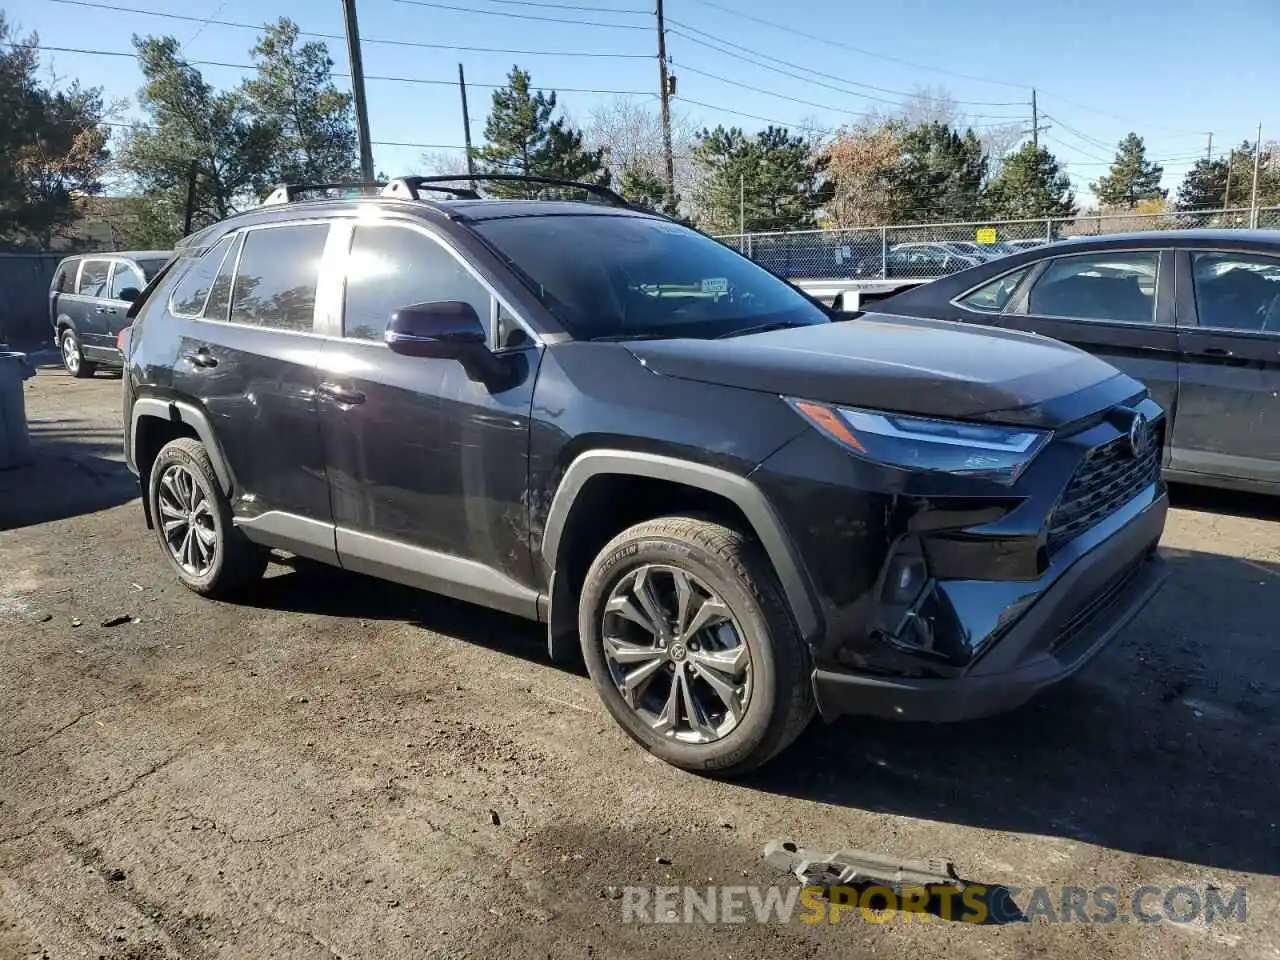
166 223 337 558
316 219 542 615
1005 248 1180 421
1171 249 1280 486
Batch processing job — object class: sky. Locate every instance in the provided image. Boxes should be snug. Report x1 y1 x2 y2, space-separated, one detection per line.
8 0 1280 211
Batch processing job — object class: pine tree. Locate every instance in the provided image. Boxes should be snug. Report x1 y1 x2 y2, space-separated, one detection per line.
986 143 1076 220
1175 157 1229 211
242 19 356 185
619 165 667 211
888 121 987 223
1091 133 1166 209
475 66 607 197
692 125 826 234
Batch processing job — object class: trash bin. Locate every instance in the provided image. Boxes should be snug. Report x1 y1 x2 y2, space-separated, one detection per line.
0 351 37 470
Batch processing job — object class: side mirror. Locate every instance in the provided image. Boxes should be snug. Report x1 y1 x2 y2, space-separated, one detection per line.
118 287 141 303
385 301 487 359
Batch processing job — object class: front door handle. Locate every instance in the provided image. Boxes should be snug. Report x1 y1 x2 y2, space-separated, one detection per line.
1203 346 1234 358
183 349 218 368
319 382 366 405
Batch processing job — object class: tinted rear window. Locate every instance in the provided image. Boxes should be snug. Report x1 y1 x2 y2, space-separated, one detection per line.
138 259 169 281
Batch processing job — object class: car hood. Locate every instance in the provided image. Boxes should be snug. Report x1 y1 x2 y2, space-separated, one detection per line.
626 313 1141 428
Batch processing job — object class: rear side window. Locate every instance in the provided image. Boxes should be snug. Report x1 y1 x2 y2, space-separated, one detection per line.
1025 252 1160 324
957 266 1031 313
203 234 244 323
1192 252 1280 332
77 259 110 297
230 225 329 332
169 235 236 318
52 260 77 293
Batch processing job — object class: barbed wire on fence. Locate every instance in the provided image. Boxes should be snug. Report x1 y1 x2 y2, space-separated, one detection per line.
717 205 1280 280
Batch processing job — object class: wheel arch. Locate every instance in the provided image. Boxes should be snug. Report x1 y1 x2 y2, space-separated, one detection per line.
540 450 822 660
130 398 237 507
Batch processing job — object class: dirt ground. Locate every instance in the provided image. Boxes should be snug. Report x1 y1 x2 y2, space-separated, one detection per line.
1 361 1278 960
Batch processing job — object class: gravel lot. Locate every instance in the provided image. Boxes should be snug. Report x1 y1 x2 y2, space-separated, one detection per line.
2 363 1278 960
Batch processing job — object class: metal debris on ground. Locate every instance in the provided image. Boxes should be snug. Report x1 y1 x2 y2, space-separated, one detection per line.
764 839 962 894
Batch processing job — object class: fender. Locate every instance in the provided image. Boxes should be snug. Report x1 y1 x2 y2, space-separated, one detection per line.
128 397 237 495
540 450 822 649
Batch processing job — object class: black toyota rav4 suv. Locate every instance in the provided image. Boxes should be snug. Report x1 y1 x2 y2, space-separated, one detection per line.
121 176 1169 776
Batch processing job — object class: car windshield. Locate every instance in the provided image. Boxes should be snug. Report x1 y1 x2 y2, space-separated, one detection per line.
471 214 831 340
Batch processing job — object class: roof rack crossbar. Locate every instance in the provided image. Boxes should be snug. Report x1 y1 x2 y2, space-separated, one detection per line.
262 180 388 206
384 174 635 209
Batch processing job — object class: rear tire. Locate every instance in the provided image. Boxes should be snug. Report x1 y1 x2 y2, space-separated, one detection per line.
60 328 95 378
148 438 268 598
578 515 815 777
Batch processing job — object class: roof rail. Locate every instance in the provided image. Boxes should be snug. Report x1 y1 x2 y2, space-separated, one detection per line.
381 174 636 209
261 180 387 206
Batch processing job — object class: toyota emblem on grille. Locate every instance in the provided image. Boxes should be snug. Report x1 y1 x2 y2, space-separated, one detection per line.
1126 412 1149 459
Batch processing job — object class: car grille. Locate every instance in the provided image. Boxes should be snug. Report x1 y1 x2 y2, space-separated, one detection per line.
1047 418 1163 552
1050 555 1146 653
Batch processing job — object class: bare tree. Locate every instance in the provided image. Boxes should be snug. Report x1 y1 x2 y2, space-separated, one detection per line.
418 148 468 176
584 96 698 206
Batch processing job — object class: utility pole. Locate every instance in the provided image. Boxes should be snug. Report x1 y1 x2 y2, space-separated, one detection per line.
739 172 745 236
341 0 375 182
1206 132 1213 163
1224 154 1233 207
655 0 675 210
1249 122 1263 228
182 160 198 235
458 63 476 190
1031 88 1039 150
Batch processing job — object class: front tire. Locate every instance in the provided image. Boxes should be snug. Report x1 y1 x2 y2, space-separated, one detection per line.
578 515 815 777
148 438 268 597
60 328 95 378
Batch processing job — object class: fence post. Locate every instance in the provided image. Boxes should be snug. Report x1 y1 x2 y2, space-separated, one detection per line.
880 227 888 278
1045 218 1052 242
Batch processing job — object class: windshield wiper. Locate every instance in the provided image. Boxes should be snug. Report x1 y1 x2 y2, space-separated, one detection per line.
714 321 812 339
590 332 678 342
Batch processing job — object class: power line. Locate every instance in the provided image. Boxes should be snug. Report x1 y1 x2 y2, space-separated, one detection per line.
390 0 650 29
9 42 653 96
673 60 1021 129
454 0 647 13
666 18 1024 108
681 0 1027 89
42 0 652 59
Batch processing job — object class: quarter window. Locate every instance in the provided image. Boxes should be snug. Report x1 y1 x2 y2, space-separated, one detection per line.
170 236 236 318
957 266 1031 313
1025 252 1160 324
203 234 244 323
343 224 493 343
77 259 110 297
230 224 329 332
1191 252 1280 333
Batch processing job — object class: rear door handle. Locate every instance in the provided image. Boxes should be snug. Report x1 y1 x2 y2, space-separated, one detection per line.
1203 346 1233 358
183 349 218 368
319 382 366 405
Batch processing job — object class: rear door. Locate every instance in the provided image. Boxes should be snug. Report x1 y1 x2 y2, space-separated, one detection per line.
167 222 338 559
1171 248 1280 486
1001 248 1179 419
68 258 113 348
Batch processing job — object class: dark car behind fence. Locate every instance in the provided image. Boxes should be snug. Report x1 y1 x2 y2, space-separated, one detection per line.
0 253 62 346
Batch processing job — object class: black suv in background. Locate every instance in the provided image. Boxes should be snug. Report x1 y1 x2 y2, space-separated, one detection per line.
120 176 1169 776
50 250 172 377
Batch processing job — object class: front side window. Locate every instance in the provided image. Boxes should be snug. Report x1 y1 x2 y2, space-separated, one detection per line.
1025 252 1160 324
472 214 830 340
169 235 236 318
343 224 493 343
957 266 1031 313
77 259 110 297
108 263 145 300
1192 252 1280 333
230 224 329 332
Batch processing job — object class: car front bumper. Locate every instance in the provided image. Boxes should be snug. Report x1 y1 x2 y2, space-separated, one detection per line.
811 489 1169 722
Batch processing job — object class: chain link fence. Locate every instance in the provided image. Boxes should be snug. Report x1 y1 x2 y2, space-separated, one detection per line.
718 206 1280 282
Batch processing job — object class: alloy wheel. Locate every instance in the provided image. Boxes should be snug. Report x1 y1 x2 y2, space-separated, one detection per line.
156 464 218 576
601 564 753 744
62 334 79 374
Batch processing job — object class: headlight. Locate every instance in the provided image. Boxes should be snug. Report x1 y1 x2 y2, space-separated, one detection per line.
786 398 1050 484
